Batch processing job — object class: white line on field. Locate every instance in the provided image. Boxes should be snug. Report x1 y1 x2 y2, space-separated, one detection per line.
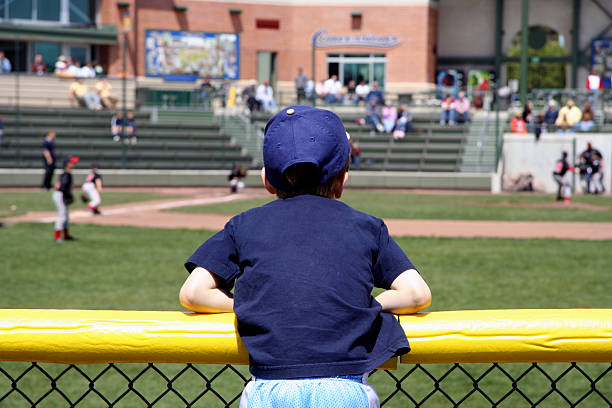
38 193 249 223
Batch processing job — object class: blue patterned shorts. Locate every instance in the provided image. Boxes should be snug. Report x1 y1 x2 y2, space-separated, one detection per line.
239 373 379 408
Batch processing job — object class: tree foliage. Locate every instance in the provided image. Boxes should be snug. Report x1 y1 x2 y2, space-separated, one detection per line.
506 41 568 90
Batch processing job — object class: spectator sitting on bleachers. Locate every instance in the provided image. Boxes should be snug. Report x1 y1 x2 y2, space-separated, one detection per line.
96 78 118 109
510 110 528 134
54 55 67 75
576 102 595 132
354 80 370 105
66 58 80 78
315 80 327 102
69 78 102 110
543 100 558 131
440 94 455 125
555 99 582 132
349 137 361 170
241 81 261 113
367 81 384 105
453 91 470 123
80 62 96 78
393 105 414 139
0 115 4 147
256 80 276 112
323 74 343 104
30 54 47 76
366 100 385 135
0 51 12 73
381 101 397 133
346 80 357 105
111 111 124 142
126 112 137 145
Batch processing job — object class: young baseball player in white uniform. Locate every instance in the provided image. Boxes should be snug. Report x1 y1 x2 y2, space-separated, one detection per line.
81 163 103 215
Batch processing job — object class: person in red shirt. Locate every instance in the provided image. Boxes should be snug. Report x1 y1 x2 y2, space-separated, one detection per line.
30 54 47 76
440 94 455 125
510 110 528 134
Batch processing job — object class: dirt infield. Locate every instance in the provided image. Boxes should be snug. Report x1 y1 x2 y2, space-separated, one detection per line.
5 187 612 240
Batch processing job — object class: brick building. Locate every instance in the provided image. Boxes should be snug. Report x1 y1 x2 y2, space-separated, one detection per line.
0 0 438 93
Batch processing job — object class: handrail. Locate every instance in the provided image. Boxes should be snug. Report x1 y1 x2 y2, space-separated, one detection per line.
0 309 610 365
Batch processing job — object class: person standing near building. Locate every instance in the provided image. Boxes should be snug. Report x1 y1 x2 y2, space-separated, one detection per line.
294 67 308 104
0 51 11 73
552 151 577 202
53 156 79 242
256 80 276 112
42 130 57 190
81 163 103 215
586 70 601 111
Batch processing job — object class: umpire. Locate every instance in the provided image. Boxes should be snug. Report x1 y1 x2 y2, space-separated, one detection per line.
41 130 56 190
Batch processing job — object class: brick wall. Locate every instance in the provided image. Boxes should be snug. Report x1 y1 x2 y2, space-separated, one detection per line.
99 1 437 89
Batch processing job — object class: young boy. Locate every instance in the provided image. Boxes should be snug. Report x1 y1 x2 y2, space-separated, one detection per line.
180 105 431 407
53 156 79 242
81 163 103 214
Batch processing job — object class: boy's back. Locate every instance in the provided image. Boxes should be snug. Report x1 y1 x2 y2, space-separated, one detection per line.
186 194 413 378
181 105 431 407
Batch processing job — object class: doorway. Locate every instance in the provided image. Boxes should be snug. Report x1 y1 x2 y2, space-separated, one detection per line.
257 51 277 88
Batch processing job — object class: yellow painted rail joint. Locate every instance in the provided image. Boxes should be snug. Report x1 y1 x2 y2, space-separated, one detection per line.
0 309 610 365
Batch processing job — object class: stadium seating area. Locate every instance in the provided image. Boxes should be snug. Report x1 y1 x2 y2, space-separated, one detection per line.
0 103 467 173
251 111 468 172
0 107 253 170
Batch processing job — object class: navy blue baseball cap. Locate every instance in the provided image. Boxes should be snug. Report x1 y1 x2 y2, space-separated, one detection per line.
263 105 350 191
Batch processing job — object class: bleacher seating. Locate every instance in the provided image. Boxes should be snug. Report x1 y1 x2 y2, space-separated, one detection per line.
251 110 468 172
0 107 252 170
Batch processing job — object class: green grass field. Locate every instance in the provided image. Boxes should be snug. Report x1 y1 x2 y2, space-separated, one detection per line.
0 189 610 407
0 191 177 218
169 190 612 222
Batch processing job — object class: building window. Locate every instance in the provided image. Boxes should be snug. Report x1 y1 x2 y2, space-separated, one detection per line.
69 0 93 24
1 0 95 25
38 0 61 21
327 54 387 88
9 0 33 19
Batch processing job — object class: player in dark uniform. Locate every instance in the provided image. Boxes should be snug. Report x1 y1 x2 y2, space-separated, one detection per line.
578 143 604 194
53 156 79 242
41 130 56 190
553 151 577 203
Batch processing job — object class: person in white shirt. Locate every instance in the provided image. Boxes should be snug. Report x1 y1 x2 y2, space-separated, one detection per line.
587 70 601 111
323 75 343 104
355 80 370 105
256 81 276 112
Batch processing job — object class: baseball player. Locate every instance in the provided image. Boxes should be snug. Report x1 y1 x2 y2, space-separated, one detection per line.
53 156 79 242
553 151 578 203
81 163 103 215
578 142 604 194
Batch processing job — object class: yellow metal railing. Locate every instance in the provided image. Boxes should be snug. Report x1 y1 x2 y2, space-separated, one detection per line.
0 309 610 407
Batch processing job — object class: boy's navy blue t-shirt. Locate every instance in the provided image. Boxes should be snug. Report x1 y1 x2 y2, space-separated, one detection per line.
185 194 415 379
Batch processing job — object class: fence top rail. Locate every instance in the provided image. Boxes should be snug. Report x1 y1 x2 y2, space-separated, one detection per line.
0 309 610 365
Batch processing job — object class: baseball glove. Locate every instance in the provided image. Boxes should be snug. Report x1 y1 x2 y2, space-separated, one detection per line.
81 193 88 203
65 196 74 205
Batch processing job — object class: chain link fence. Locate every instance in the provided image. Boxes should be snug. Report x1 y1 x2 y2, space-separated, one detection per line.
1 361 610 407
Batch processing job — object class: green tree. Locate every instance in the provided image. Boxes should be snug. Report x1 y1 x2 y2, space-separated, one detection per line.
506 41 568 90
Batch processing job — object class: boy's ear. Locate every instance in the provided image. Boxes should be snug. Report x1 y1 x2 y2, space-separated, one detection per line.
260 167 277 195
333 171 349 199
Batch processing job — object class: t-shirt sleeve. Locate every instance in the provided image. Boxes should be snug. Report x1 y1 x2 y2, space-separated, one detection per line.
184 222 241 287
373 221 417 289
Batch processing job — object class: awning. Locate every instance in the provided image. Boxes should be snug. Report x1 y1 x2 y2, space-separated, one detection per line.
0 23 118 45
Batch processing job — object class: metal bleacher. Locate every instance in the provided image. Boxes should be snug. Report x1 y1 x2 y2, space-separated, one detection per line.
0 106 252 170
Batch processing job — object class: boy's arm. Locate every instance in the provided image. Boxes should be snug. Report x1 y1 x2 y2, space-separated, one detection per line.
375 269 431 314
179 267 234 313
